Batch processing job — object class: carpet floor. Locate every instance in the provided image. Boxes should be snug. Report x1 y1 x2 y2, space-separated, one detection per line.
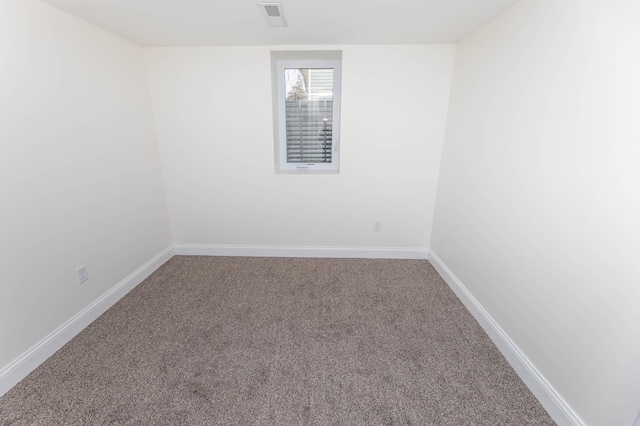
0 256 555 425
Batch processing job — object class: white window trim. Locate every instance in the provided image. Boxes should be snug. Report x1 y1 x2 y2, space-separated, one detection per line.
271 51 342 173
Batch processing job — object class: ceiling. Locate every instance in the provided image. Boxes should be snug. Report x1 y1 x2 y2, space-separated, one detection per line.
41 0 522 47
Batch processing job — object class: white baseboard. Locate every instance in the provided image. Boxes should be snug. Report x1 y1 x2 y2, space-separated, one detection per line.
427 250 583 426
0 246 174 397
2 244 577 425
173 244 429 259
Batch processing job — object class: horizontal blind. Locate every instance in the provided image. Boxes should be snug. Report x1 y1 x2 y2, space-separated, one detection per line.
285 100 333 163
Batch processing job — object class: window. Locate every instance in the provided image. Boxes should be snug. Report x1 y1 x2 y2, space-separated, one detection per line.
271 51 342 173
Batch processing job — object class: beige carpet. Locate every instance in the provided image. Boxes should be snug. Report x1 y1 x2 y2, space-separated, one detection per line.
0 256 555 425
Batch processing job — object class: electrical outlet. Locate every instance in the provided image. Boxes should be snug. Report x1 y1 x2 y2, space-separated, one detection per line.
373 220 383 232
76 265 88 284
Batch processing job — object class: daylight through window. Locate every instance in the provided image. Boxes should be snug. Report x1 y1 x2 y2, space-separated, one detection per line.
271 51 342 172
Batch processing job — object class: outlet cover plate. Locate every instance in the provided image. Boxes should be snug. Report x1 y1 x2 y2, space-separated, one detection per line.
76 265 88 284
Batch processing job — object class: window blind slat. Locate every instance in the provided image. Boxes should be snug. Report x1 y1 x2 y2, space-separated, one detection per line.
285 99 333 163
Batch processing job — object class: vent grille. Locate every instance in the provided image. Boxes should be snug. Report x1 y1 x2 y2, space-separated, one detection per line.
259 3 287 27
263 5 281 17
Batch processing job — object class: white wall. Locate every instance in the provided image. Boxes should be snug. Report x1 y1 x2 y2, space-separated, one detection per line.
144 45 455 250
431 0 640 424
0 0 171 370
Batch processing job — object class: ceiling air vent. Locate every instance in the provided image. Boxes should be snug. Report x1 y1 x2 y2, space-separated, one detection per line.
259 3 287 27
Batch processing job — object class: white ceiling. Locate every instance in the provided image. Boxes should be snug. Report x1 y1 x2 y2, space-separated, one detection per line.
41 0 522 47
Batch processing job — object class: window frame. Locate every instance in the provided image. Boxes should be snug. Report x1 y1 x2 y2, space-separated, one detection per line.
271 51 342 173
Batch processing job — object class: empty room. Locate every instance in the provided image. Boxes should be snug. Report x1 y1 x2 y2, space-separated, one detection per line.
0 0 638 424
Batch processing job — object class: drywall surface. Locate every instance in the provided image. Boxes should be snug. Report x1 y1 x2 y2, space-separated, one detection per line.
431 0 640 424
0 1 171 368
144 45 455 249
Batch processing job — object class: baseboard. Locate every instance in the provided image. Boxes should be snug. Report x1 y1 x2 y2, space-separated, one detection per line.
0 246 175 397
173 244 429 259
427 250 583 426
2 244 575 423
